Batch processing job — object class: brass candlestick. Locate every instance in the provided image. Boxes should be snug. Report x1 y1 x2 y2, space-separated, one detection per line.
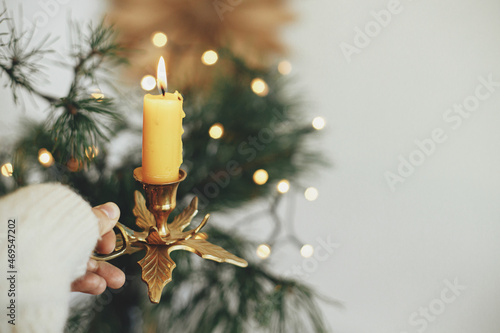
92 167 248 303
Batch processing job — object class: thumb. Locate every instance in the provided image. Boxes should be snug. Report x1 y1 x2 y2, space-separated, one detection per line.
92 202 120 236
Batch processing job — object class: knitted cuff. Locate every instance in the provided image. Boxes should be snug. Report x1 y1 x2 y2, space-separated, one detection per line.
0 183 100 333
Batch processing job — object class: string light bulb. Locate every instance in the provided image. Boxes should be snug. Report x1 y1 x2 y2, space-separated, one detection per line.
300 244 314 258
141 75 156 91
152 32 168 47
253 169 269 185
201 50 218 66
38 148 54 167
209 123 224 139
312 117 326 130
277 179 290 194
1 163 13 177
278 60 292 75
256 244 271 259
304 187 319 201
251 78 269 97
90 89 104 101
85 146 99 160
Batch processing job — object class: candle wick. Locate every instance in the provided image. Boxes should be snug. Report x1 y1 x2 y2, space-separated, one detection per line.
161 87 165 96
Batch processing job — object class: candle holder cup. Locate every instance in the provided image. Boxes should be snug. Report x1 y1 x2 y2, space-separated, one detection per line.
136 167 186 237
92 167 248 303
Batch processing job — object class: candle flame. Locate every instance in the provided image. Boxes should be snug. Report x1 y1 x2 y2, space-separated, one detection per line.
157 56 167 95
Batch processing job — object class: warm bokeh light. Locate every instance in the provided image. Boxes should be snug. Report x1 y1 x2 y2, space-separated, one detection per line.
38 148 54 167
253 169 269 185
256 244 271 259
141 75 156 91
278 60 292 75
277 179 290 194
85 146 99 160
312 117 326 130
251 78 269 97
304 187 319 201
152 32 168 47
1 163 13 177
91 90 104 100
209 123 224 139
300 244 314 258
201 50 218 66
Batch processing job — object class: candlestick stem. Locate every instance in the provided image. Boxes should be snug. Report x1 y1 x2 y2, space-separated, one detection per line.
133 167 186 237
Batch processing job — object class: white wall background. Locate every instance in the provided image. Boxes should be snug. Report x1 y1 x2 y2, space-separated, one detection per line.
281 0 500 332
2 0 500 332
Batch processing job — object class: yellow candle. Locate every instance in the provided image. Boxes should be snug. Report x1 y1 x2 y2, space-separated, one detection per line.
142 57 185 184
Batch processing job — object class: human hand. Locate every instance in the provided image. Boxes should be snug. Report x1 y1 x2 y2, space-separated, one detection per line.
71 202 126 295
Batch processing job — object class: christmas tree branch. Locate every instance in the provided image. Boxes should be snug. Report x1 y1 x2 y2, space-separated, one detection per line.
0 9 55 103
0 9 127 163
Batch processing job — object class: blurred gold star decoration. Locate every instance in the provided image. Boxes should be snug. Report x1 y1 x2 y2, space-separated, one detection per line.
107 0 294 89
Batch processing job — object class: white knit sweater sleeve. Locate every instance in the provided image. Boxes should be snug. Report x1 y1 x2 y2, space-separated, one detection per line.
0 183 100 333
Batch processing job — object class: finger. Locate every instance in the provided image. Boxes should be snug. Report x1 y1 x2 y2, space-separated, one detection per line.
71 271 107 295
95 230 117 254
87 259 126 290
92 202 120 236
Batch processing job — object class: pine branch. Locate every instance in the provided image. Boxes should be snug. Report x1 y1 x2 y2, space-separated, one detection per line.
0 8 127 164
46 21 127 161
0 9 55 103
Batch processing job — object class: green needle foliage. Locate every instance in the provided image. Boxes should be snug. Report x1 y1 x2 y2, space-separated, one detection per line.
0 10 334 333
0 9 53 102
0 11 126 164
